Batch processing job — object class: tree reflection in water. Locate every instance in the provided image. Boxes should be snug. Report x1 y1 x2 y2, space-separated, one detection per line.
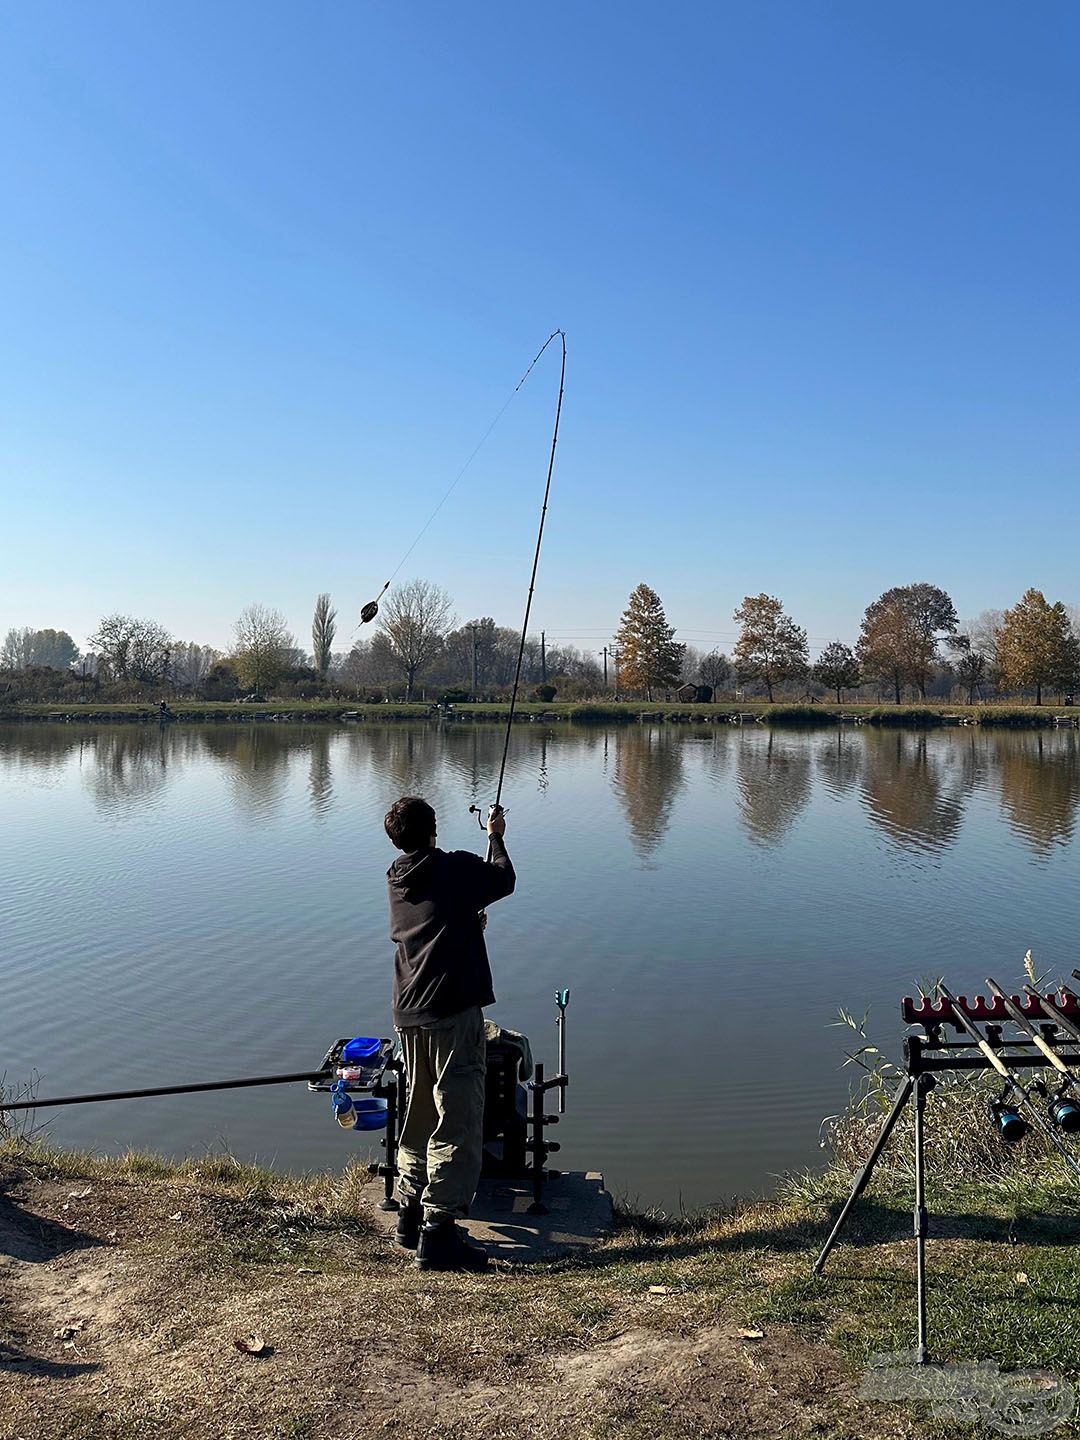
612 725 685 862
735 730 812 847
858 730 967 854
197 725 293 822
307 729 333 822
81 727 174 816
997 731 1079 858
814 728 863 801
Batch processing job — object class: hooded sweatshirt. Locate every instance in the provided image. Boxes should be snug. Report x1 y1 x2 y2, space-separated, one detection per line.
387 836 515 1028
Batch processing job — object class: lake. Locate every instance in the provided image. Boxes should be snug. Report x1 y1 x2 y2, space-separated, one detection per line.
1 720 1076 1209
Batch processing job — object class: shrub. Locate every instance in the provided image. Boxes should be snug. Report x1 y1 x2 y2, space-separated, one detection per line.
861 706 944 727
764 705 837 726
533 683 557 702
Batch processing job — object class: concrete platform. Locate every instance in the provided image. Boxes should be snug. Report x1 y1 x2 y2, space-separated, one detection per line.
364 1171 614 1263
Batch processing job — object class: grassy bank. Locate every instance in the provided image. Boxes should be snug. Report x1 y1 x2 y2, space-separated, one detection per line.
2 698 1078 728
4 1103 1080 1440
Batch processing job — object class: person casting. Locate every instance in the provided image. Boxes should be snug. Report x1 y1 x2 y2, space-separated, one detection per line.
384 794 516 1272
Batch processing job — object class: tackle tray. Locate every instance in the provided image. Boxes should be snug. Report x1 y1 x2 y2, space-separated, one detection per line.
308 1036 395 1093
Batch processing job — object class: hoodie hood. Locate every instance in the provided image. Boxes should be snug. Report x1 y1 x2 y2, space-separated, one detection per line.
388 848 437 900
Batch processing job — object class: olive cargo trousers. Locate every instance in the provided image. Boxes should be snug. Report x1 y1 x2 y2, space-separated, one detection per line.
395 1005 486 1221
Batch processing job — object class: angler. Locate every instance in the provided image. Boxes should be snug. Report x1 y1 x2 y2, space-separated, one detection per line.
383 794 516 1272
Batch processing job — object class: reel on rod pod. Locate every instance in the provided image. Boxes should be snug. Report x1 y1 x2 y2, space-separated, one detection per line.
1032 1079 1080 1134
987 1089 1029 1143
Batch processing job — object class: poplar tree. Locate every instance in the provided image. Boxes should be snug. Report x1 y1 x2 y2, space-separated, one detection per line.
615 583 684 700
312 593 337 676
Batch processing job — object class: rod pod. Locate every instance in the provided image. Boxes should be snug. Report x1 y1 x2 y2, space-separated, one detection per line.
937 983 1080 1180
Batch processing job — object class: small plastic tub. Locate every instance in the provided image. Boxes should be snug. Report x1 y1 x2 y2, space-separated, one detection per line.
350 1096 388 1131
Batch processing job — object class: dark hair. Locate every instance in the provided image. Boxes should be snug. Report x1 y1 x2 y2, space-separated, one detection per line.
384 796 437 851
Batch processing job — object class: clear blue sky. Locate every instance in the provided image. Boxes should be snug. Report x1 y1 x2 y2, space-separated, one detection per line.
2 2 1077 659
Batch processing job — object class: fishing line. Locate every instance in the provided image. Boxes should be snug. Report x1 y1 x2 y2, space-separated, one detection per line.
492 330 566 810
465 329 566 841
355 332 567 630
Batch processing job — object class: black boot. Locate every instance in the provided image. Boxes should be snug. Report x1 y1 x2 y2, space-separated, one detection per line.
395 1196 423 1250
414 1217 489 1273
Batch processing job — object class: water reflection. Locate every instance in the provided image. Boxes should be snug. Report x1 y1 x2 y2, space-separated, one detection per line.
82 728 173 816
858 731 966 855
307 730 334 822
4 721 1079 866
814 729 862 800
735 731 813 847
612 726 685 861
998 732 1080 857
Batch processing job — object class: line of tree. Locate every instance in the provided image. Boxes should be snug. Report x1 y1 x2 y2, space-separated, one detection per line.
3 580 1079 706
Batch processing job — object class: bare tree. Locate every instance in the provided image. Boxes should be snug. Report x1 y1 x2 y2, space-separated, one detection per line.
171 642 219 692
232 604 297 695
2 627 37 669
379 579 454 700
698 650 731 696
89 614 172 683
946 635 988 703
312 594 337 677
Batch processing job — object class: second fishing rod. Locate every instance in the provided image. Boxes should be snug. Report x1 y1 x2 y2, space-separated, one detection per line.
985 977 1080 1133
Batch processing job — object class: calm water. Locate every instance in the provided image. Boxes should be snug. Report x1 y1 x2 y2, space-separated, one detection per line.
1 721 1077 1208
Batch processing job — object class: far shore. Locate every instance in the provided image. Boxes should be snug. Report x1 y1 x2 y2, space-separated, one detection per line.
1 698 1079 729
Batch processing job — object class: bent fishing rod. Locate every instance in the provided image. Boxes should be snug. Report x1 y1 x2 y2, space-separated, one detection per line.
479 328 566 820
497 329 566 808
937 982 1080 1178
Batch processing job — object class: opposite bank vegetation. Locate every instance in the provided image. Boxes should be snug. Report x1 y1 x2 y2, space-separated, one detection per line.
2 698 1079 729
3 1064 1080 1440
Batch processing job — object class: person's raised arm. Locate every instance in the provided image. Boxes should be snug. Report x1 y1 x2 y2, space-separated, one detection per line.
456 805 515 908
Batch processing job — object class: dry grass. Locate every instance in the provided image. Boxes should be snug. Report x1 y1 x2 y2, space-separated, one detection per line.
4 1137 1080 1439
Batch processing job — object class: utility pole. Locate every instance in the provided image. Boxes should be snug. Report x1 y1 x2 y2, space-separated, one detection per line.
602 646 609 690
540 630 547 684
612 644 620 701
469 624 478 699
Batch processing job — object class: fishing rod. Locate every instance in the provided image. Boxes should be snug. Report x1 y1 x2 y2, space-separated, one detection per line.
467 328 567 830
986 978 1080 1132
987 978 1080 1082
355 331 566 633
1023 984 1080 1047
0 1068 333 1113
936 982 1080 1178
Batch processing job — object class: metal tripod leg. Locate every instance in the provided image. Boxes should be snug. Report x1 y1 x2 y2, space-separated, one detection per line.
914 1072 931 1365
813 1074 914 1275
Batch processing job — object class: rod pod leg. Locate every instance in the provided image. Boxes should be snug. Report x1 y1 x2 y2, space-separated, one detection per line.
914 1072 934 1365
813 1074 915 1275
378 1070 400 1212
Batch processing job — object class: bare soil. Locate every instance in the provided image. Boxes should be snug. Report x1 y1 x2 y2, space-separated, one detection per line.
0 1149 943 1440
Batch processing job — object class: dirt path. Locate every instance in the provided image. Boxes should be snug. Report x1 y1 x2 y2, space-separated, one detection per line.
0 1152 922 1440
